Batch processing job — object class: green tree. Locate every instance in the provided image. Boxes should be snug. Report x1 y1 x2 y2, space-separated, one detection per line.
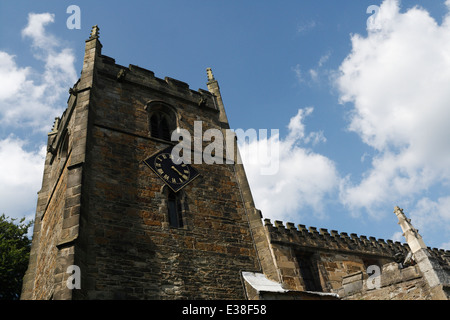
0 214 33 300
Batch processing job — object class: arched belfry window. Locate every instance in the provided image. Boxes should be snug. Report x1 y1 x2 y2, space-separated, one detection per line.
145 101 177 142
150 113 171 141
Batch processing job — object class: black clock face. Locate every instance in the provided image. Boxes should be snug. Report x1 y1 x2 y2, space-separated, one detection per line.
143 147 199 192
154 153 190 184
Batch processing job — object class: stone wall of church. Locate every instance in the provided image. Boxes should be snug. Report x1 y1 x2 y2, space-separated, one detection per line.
264 219 409 293
262 219 450 299
79 52 262 299
339 262 433 300
30 161 67 300
21 85 90 299
23 28 448 301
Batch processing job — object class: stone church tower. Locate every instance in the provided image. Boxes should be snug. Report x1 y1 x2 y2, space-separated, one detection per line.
20 26 275 300
21 26 450 301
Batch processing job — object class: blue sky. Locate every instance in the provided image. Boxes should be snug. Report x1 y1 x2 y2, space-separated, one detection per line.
1 0 449 250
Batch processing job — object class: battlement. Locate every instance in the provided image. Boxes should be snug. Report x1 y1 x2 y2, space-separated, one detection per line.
94 54 218 112
264 219 410 258
264 219 450 263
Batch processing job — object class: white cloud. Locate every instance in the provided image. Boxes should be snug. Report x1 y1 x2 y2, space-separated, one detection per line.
440 241 450 250
409 197 450 244
391 231 403 243
0 137 46 218
318 52 331 67
292 64 304 84
297 20 316 34
0 52 31 100
295 52 332 84
309 69 319 82
335 0 450 222
21 12 57 50
0 12 77 221
240 108 339 222
286 107 326 145
0 13 77 131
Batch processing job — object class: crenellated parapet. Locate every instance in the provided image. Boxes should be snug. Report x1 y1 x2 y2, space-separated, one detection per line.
427 247 450 270
264 219 411 259
95 54 219 113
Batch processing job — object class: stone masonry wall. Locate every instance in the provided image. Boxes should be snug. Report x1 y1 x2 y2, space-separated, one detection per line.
263 219 450 300
31 161 67 299
79 51 262 299
264 219 410 294
340 262 433 300
22 89 81 299
22 32 265 300
24 28 448 301
22 34 98 300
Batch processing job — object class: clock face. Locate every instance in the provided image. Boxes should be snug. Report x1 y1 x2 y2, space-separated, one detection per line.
143 147 199 192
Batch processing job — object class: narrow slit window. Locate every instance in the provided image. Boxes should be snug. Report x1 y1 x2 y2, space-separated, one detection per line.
168 190 183 228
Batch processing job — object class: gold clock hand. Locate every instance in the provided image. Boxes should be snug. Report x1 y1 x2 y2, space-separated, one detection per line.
171 166 183 176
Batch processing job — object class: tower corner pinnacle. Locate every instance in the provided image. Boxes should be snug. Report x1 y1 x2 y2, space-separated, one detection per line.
206 67 215 83
394 206 427 253
89 25 100 40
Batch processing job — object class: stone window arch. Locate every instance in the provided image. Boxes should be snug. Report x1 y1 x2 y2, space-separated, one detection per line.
145 101 178 142
160 185 187 229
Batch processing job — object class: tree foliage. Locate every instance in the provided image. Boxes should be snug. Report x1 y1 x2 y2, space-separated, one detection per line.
0 214 33 300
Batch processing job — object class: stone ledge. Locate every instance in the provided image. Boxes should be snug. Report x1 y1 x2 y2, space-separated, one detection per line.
56 234 78 250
